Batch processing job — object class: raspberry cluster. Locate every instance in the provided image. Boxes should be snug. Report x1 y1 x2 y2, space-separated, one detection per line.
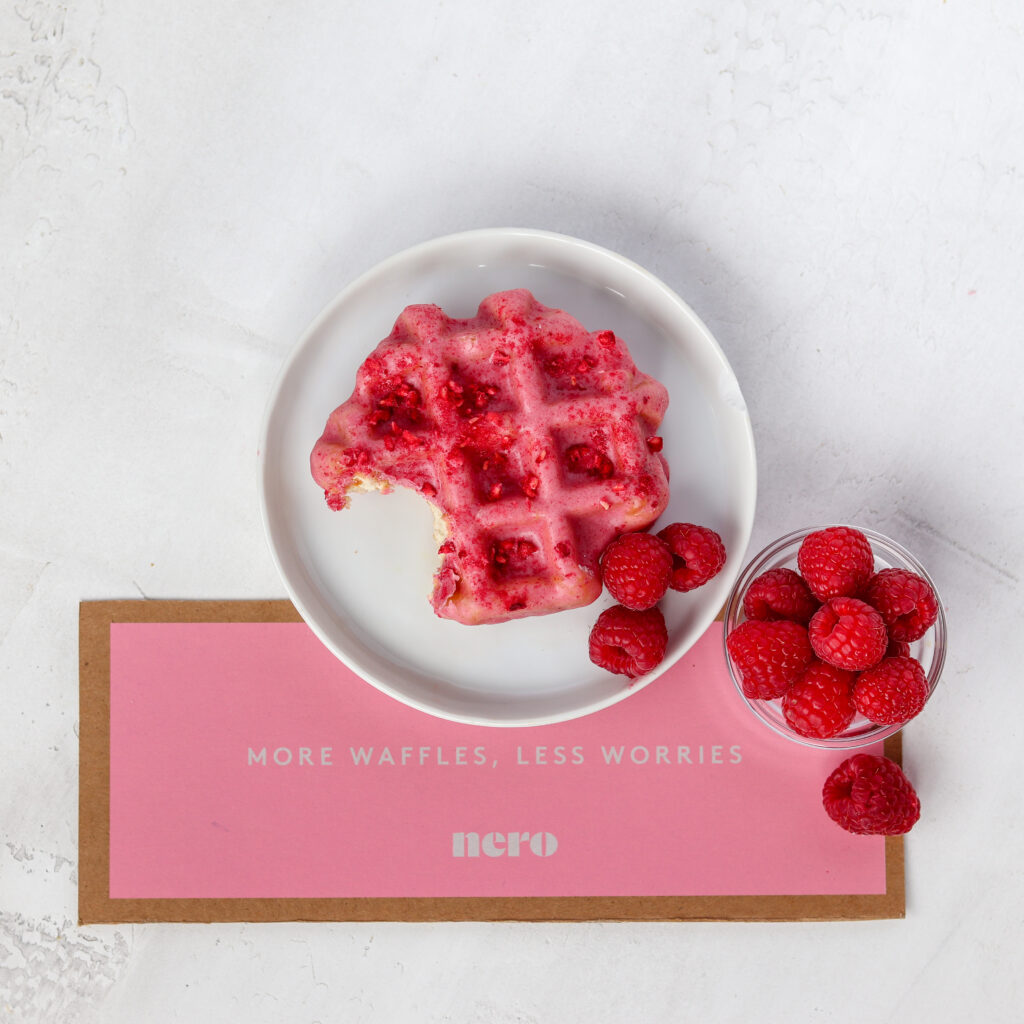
727 526 940 740
588 522 726 679
728 526 940 838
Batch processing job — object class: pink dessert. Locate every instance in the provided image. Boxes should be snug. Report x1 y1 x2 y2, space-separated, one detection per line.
310 288 670 625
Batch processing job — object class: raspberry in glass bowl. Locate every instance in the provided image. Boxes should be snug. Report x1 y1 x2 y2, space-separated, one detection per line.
722 526 946 750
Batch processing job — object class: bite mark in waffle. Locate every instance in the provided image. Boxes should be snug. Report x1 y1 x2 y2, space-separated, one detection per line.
310 288 670 625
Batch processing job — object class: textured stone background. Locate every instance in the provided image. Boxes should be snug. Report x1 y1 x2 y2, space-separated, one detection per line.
1 1 1022 1021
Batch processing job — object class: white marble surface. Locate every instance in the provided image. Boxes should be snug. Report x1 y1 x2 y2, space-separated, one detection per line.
2 0 1022 1020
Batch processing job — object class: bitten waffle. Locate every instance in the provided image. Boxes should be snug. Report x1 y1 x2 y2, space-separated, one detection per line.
310 289 670 624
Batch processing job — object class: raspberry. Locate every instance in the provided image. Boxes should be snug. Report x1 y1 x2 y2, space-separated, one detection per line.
852 655 929 725
657 523 726 592
589 605 668 678
742 567 819 624
822 754 921 835
781 661 857 739
862 568 939 643
726 619 814 700
808 596 888 671
797 526 874 601
599 532 673 610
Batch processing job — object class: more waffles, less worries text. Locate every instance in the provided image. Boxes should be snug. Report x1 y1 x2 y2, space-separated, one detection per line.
246 743 744 768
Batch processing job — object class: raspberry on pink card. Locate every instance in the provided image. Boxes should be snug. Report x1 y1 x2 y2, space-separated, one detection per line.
822 754 921 836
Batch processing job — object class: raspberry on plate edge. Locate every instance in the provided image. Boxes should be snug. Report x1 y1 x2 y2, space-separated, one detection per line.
657 522 726 593
588 604 669 679
599 532 673 611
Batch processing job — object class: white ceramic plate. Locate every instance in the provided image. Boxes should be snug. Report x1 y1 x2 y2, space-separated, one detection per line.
259 228 756 726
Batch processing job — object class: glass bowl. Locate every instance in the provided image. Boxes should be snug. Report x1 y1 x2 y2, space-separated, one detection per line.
722 526 947 750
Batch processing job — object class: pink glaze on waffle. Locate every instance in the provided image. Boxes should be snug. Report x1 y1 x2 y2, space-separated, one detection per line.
310 289 670 625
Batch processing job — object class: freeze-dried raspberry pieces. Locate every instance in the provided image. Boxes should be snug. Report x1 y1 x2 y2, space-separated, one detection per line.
822 754 921 835
726 619 814 700
782 661 857 739
599 532 673 611
852 655 930 725
742 567 819 624
657 523 726 592
797 526 874 601
808 596 888 672
862 568 939 643
588 605 668 678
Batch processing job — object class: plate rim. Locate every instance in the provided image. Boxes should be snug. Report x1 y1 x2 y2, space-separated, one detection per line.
258 226 757 727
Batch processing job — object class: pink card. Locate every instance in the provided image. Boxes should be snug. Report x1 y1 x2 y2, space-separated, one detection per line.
79 602 904 922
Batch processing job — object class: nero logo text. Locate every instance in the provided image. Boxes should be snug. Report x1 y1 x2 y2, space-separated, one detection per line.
452 831 558 858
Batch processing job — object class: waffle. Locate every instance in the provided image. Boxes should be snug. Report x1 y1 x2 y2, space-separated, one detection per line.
310 289 670 625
